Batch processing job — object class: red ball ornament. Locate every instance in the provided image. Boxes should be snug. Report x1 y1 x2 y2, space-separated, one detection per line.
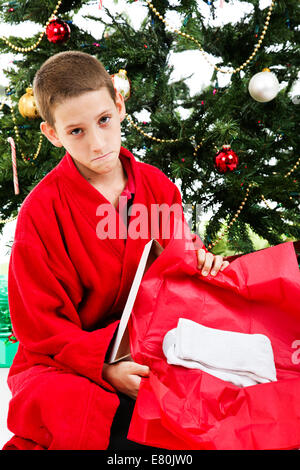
46 18 71 44
214 145 239 173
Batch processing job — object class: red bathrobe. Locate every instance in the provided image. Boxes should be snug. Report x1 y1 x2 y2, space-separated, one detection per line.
3 146 203 450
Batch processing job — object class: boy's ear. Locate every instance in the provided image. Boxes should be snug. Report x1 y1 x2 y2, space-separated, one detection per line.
40 121 63 147
115 91 126 123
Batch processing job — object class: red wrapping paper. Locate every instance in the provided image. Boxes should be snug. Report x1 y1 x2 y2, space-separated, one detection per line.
127 231 300 450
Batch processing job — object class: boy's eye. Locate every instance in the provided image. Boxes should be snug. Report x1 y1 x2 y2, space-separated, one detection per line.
70 128 82 136
99 116 110 125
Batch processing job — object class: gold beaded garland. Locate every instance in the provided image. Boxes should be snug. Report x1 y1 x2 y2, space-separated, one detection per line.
261 194 273 210
284 156 300 178
125 113 180 143
207 184 252 250
0 0 63 52
192 137 205 157
125 114 206 156
145 0 276 74
261 156 300 207
0 214 18 225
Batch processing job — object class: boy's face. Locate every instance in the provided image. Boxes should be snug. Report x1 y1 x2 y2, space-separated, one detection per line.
40 87 126 181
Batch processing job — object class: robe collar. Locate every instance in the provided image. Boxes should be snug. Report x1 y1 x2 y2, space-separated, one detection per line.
116 151 135 214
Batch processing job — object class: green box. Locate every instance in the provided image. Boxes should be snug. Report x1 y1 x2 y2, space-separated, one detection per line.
0 331 18 368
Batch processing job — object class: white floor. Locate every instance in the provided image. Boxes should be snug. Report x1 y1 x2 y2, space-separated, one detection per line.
0 368 13 449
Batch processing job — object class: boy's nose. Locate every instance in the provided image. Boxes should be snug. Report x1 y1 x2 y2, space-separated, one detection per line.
90 127 105 154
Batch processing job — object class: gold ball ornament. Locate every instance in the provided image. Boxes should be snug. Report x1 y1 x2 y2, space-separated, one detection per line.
18 87 40 119
111 69 131 101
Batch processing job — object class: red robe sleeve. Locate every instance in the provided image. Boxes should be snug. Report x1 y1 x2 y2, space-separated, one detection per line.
9 240 118 392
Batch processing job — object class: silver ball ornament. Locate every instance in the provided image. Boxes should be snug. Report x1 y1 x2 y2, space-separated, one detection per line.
248 70 280 103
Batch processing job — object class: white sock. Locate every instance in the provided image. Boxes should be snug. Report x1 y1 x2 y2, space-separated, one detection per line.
163 329 258 387
162 318 277 387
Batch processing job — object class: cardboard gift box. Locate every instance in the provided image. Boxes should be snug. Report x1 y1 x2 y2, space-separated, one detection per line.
108 239 163 364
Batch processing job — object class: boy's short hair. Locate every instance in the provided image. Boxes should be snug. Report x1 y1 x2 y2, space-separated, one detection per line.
33 50 116 129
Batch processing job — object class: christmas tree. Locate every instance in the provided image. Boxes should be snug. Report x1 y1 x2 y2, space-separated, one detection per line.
0 0 299 256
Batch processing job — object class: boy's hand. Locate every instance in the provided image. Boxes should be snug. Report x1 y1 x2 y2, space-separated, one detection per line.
197 249 230 277
102 360 150 400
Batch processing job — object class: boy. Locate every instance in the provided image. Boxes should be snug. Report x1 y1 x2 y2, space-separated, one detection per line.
3 51 228 450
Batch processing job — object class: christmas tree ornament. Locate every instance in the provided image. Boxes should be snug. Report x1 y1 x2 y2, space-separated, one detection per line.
7 137 19 195
214 145 239 173
248 69 280 103
18 87 40 119
46 18 71 44
0 0 63 52
111 69 131 101
292 95 300 105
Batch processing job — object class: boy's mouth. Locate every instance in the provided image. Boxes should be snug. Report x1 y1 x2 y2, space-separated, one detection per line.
92 152 112 161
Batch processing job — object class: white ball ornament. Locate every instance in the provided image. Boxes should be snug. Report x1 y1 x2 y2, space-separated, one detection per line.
248 68 280 103
111 69 131 101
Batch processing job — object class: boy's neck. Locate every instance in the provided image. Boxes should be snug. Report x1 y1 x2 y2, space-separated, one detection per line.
72 157 125 188
88 159 126 189
72 156 128 207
